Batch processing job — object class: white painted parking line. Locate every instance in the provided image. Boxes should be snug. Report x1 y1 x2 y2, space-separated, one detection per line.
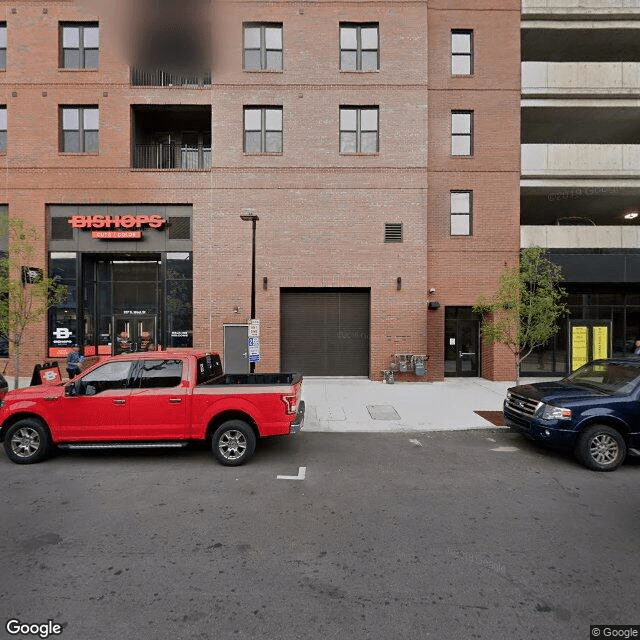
490 446 519 452
277 466 306 480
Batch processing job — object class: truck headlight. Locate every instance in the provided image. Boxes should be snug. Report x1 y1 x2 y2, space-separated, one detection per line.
538 403 572 421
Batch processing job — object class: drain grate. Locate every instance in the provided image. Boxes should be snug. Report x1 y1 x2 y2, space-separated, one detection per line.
367 405 401 420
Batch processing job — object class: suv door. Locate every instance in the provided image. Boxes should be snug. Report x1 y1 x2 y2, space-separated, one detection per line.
128 358 188 439
58 360 134 440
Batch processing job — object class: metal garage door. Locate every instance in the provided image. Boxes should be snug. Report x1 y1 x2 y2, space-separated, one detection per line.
281 289 370 376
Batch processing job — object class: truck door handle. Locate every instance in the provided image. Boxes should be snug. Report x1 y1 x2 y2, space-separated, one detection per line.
169 398 182 404
113 399 126 405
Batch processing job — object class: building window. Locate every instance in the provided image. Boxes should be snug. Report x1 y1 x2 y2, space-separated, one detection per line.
450 191 472 236
0 106 6 153
244 107 282 153
451 110 473 156
340 106 379 154
0 23 6 69
60 106 99 153
60 23 99 69
243 23 282 71
340 23 379 71
451 30 473 75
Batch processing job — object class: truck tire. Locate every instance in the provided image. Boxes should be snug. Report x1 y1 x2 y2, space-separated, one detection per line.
575 424 626 472
4 418 51 464
212 420 256 466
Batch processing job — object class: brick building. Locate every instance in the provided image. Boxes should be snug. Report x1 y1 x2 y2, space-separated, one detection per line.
0 0 521 382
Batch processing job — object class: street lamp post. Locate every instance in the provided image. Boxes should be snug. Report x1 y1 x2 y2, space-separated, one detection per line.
240 213 259 373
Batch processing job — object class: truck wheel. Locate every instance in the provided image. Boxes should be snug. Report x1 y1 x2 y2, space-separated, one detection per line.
212 420 256 466
4 419 51 464
575 424 626 472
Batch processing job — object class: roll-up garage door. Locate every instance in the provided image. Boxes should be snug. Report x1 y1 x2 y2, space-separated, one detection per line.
281 289 370 376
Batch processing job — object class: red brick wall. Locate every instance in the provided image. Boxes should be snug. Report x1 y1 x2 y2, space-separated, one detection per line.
0 0 520 382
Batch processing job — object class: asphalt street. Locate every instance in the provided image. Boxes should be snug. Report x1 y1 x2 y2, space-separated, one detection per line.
1 428 638 640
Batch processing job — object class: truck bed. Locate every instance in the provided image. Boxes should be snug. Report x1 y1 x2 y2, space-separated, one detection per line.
202 372 302 386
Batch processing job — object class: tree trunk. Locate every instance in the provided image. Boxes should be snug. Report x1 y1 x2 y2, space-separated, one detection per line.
12 344 19 390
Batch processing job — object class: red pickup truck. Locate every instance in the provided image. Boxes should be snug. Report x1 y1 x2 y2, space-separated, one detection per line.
0 350 304 466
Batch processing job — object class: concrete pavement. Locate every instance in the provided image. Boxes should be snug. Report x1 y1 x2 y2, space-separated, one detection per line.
301 376 559 432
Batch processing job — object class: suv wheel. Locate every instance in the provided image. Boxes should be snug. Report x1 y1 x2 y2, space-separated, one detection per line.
575 424 626 472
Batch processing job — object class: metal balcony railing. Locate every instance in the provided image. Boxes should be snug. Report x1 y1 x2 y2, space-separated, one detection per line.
131 68 212 87
133 144 212 170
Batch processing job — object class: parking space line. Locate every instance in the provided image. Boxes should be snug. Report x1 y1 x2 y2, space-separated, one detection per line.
277 466 306 480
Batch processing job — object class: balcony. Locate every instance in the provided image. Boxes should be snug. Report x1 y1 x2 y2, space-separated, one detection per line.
523 62 640 96
132 105 211 171
522 144 640 177
133 143 211 170
131 68 211 87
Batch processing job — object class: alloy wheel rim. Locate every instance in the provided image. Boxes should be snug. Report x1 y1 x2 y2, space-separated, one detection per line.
11 427 40 458
219 430 247 460
589 433 619 464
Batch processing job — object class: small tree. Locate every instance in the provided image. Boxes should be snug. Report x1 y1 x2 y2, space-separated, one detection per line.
0 219 67 389
473 247 568 385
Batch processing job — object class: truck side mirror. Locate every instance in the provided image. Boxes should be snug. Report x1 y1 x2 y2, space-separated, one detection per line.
65 381 78 397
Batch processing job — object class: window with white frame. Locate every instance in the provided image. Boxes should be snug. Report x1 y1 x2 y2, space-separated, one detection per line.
450 191 472 236
451 30 473 75
0 106 6 152
0 23 6 69
340 23 379 71
243 23 283 71
451 110 473 156
340 106 379 154
244 107 282 153
60 106 99 153
60 23 99 69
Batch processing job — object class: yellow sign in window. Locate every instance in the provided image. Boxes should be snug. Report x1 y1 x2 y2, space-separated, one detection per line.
592 325 609 360
571 325 588 372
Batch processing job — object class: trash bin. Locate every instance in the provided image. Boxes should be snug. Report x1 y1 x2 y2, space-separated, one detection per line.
31 362 62 386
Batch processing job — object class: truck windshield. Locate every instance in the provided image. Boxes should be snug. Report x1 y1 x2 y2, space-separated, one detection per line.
196 354 223 384
564 362 640 395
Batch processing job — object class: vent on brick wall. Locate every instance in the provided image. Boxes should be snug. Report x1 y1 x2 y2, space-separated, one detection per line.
51 217 73 241
384 223 403 243
168 216 191 240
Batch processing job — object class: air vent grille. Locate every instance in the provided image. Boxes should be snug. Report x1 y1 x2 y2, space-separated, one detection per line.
384 223 403 243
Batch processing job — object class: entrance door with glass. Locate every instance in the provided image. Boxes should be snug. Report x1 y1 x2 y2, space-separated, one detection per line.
445 307 480 377
113 316 158 354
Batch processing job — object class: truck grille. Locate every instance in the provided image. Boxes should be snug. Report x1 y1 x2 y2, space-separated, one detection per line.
504 392 541 419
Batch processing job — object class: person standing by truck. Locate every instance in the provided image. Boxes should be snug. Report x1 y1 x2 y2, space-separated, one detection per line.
66 345 83 379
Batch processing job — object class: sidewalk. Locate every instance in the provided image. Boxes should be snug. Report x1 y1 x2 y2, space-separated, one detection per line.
9 374 559 434
301 376 558 433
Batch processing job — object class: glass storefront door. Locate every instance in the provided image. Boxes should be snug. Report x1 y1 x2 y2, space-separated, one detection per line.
114 315 158 354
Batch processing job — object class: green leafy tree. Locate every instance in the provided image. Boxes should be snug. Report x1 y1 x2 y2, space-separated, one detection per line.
473 247 568 384
0 219 67 389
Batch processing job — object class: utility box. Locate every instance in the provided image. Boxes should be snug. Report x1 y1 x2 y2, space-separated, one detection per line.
413 355 427 376
395 354 413 373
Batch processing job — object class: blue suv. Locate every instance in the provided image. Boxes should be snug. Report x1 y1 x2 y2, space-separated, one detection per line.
503 357 640 471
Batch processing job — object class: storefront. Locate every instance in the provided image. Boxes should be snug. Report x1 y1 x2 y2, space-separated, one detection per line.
47 205 193 358
521 282 640 377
